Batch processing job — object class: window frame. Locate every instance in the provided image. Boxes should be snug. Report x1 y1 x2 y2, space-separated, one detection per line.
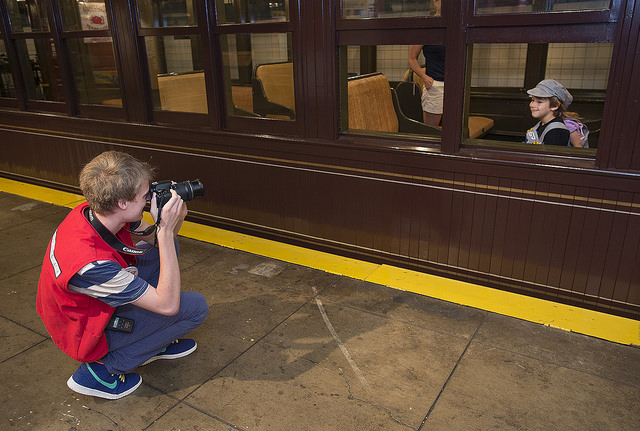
461 18 617 161
0 1 74 113
0 28 24 109
213 1 304 136
334 0 621 163
133 0 215 127
335 3 451 150
468 0 618 26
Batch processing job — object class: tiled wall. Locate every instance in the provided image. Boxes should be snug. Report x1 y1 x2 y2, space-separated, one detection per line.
222 33 291 81
470 44 528 88
347 45 410 82
545 43 612 90
470 43 612 90
166 32 612 91
377 45 412 81
251 33 291 69
347 43 612 90
163 36 195 74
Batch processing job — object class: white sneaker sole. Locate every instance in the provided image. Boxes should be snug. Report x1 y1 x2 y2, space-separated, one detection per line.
141 341 197 366
66 375 142 400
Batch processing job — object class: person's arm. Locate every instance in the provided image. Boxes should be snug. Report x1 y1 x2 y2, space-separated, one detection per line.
569 131 583 148
408 45 433 90
68 261 150 306
132 190 186 315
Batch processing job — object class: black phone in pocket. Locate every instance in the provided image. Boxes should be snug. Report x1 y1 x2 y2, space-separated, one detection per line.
106 315 135 333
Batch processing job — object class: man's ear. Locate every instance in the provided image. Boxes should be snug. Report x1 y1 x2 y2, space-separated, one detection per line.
117 199 128 210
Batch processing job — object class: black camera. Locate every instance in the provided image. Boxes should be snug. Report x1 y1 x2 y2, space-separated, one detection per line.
150 179 204 214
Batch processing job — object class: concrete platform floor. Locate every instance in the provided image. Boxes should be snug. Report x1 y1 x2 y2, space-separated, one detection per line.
1 190 640 431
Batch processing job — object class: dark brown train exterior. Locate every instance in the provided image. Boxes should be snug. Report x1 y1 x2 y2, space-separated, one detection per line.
1 1 639 319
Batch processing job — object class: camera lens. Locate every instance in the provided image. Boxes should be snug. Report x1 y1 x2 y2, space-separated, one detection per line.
172 179 204 202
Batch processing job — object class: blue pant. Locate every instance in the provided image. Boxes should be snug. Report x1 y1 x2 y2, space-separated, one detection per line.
100 240 209 374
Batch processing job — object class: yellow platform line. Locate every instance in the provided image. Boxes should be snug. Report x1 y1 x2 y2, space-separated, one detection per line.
0 178 85 208
2 177 638 346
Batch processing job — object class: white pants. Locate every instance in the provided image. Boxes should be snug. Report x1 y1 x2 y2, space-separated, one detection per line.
421 80 444 115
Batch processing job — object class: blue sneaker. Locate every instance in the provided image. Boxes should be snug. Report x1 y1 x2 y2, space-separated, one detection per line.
67 362 142 399
141 339 197 366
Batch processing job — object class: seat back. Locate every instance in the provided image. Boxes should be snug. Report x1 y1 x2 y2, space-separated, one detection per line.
400 70 495 138
468 116 495 139
231 85 253 112
347 73 398 132
255 62 295 110
394 81 423 122
157 72 207 113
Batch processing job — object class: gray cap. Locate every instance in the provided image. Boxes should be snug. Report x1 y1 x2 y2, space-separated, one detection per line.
527 79 573 109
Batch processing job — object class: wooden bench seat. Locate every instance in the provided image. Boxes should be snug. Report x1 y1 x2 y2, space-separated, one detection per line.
347 73 440 137
395 79 494 138
157 72 207 113
253 62 295 119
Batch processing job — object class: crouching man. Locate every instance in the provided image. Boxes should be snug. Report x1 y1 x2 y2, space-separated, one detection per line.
37 151 209 399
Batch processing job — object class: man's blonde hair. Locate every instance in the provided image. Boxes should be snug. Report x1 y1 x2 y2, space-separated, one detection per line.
79 151 155 214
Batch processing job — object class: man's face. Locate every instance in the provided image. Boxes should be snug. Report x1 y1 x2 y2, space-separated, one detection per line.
123 180 151 222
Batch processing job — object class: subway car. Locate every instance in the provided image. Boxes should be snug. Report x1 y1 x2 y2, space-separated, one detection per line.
1 0 639 321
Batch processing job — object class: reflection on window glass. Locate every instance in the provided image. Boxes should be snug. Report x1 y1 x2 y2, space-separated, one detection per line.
468 43 612 150
221 33 294 119
67 37 121 106
145 35 206 113
60 0 109 32
15 38 65 101
6 0 50 32
475 0 610 15
138 0 197 27
216 0 289 24
0 41 16 97
342 0 435 19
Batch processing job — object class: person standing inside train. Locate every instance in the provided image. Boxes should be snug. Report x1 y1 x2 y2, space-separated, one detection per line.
408 0 444 127
37 151 209 399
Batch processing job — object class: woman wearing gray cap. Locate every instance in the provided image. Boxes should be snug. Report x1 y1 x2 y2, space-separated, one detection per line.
525 79 586 147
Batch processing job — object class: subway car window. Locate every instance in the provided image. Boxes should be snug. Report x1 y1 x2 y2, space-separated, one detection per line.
146 35 206 113
14 37 65 102
340 45 446 141
6 0 50 32
67 37 122 106
342 0 435 18
216 0 289 24
467 42 612 151
59 0 110 32
0 41 16 98
221 32 294 119
138 0 198 28
475 0 611 15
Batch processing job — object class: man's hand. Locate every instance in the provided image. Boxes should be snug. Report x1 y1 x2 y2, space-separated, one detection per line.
149 190 159 223
133 189 185 316
156 190 187 238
